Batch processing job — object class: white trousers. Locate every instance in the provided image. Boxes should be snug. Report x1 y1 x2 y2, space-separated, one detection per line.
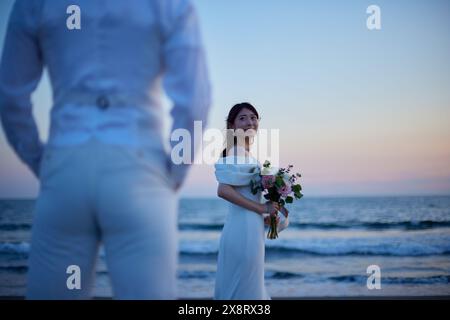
26 139 178 299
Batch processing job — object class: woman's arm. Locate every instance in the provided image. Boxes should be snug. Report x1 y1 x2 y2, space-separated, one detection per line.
217 183 279 215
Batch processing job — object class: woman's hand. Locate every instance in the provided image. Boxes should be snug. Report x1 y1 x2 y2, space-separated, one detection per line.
219 183 276 216
261 201 280 216
264 214 280 226
269 201 280 216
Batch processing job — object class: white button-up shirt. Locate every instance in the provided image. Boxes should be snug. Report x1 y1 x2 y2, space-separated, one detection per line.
0 0 211 187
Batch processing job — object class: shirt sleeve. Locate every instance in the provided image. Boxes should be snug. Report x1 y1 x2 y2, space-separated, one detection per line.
158 0 212 188
214 159 260 186
0 0 44 178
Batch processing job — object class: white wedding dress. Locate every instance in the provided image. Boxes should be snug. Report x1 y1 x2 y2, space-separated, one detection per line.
214 154 270 300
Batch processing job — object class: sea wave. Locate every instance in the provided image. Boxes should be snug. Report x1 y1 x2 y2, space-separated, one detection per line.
0 223 31 231
328 275 450 284
2 264 447 285
0 242 30 255
178 220 450 231
3 220 450 232
3 233 450 259
287 220 450 231
179 235 450 257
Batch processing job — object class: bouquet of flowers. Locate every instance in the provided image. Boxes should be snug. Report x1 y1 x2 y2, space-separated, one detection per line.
251 160 303 239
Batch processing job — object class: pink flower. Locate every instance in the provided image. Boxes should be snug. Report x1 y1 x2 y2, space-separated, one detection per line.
261 175 275 189
278 184 292 197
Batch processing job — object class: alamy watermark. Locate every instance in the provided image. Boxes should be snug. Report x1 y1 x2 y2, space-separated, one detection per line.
65 4 381 31
367 5 381 30
66 265 81 290
366 264 381 290
66 5 81 30
170 123 280 166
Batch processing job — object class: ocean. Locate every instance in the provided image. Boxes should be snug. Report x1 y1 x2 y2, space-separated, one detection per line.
1 196 450 298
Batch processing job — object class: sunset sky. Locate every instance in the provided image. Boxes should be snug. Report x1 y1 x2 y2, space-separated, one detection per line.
0 0 449 198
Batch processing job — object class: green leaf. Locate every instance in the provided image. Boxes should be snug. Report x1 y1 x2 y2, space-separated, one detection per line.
294 191 303 199
279 199 285 206
275 176 283 188
285 196 293 203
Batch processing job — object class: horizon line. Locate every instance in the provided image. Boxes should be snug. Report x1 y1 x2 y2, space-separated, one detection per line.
1 193 449 201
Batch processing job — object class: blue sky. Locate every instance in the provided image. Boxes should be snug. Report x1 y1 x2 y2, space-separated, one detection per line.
0 0 449 198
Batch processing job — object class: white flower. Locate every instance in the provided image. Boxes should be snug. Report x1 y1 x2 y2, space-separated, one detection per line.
261 166 278 176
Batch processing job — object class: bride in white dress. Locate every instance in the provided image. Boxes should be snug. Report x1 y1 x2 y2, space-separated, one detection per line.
213 103 282 300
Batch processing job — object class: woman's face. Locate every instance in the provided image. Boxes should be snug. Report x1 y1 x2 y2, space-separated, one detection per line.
232 108 259 132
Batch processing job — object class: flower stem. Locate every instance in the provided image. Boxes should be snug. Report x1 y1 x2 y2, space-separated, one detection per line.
267 215 278 239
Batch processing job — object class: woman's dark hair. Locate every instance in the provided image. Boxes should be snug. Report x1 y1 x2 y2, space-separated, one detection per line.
222 102 259 157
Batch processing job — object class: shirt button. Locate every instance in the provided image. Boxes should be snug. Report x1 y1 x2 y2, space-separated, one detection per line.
96 95 109 110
